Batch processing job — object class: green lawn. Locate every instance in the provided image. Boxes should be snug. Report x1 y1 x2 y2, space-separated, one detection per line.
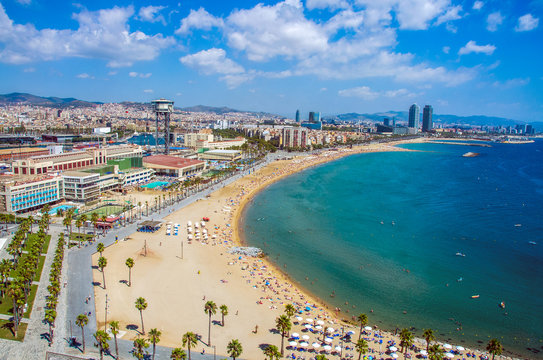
0 319 27 341
0 284 38 318
79 204 126 219
9 255 46 282
23 234 52 254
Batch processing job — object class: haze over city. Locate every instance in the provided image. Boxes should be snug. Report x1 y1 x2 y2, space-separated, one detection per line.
0 0 541 121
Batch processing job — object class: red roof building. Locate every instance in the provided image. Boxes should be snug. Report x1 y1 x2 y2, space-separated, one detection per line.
143 155 206 179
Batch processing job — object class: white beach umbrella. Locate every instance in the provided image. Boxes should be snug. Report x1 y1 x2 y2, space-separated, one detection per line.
291 333 300 338
323 345 332 351
324 337 333 343
347 330 356 335
445 353 455 358
316 320 325 325
305 324 313 329
392 353 399 359
315 325 322 330
389 346 398 352
335 345 342 352
306 318 314 323
302 335 310 340
456 346 465 351
289 341 297 346
364 326 372 331
312 343 321 349
326 327 335 333
296 316 303 322
300 342 309 348
420 350 428 356
444 344 452 350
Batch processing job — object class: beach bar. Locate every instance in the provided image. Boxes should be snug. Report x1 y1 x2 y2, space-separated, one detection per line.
137 220 162 233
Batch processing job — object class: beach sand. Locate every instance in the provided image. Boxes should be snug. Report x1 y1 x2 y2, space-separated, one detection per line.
92 139 501 359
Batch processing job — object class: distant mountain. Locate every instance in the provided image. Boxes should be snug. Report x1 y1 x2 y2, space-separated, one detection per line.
326 111 537 128
0 92 100 107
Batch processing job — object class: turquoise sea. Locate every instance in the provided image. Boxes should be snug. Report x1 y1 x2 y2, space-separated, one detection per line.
243 140 543 358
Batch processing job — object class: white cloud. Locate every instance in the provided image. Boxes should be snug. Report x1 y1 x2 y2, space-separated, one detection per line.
226 0 328 61
356 0 451 30
16 0 31 4
306 0 349 10
129 72 152 78
23 67 35 72
176 8 224 34
493 78 530 88
515 14 539 32
108 70 117 75
472 1 483 10
442 46 450 54
338 86 414 99
324 9 365 33
180 48 250 88
458 40 496 55
486 12 504 32
0 4 174 67
76 73 93 79
138 5 166 24
435 5 463 26
143 89 154 93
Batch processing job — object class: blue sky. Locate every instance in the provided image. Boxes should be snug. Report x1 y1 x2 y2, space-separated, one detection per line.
0 0 541 121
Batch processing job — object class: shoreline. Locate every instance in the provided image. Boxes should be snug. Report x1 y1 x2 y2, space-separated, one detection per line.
231 139 519 360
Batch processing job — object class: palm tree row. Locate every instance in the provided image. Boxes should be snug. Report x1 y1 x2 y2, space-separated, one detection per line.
3 215 51 338
44 231 66 343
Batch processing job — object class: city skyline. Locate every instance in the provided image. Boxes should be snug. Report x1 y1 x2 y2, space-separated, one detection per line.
0 0 541 121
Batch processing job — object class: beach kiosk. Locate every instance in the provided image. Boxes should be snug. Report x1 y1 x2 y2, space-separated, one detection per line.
137 220 162 233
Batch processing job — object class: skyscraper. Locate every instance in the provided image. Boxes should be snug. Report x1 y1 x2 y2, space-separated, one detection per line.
309 111 315 123
422 105 433 132
408 104 420 130
295 109 300 123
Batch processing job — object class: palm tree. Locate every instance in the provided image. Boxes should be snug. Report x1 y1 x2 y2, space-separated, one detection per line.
182 331 198 360
428 344 444 360
75 218 83 247
355 338 369 360
227 339 243 359
220 304 228 326
486 339 503 360
399 328 413 354
76 313 89 353
284 303 296 318
357 313 368 341
91 212 99 240
126 257 135 286
44 308 56 343
28 215 34 232
263 344 281 360
138 201 142 218
170 348 187 360
80 214 88 233
132 338 149 359
135 297 148 334
94 330 111 360
63 215 72 240
97 242 105 257
100 215 108 235
275 314 291 356
148 328 162 360
204 300 217 345
110 320 120 359
145 201 149 216
423 328 435 353
316 355 329 360
98 256 107 289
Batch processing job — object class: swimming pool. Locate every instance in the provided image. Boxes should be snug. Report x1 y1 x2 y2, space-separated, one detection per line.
49 204 77 215
141 181 169 189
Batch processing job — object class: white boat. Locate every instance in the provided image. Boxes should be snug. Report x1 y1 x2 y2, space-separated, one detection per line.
455 252 466 257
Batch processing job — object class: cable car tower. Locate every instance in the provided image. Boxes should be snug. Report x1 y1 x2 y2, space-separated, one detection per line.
151 99 174 154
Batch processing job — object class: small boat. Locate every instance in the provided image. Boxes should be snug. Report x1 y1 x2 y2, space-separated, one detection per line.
471 295 480 299
528 241 537 245
499 301 505 309
457 277 463 282
514 224 522 227
456 252 466 257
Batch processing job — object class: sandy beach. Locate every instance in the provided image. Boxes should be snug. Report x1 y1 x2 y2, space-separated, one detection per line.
92 139 505 359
